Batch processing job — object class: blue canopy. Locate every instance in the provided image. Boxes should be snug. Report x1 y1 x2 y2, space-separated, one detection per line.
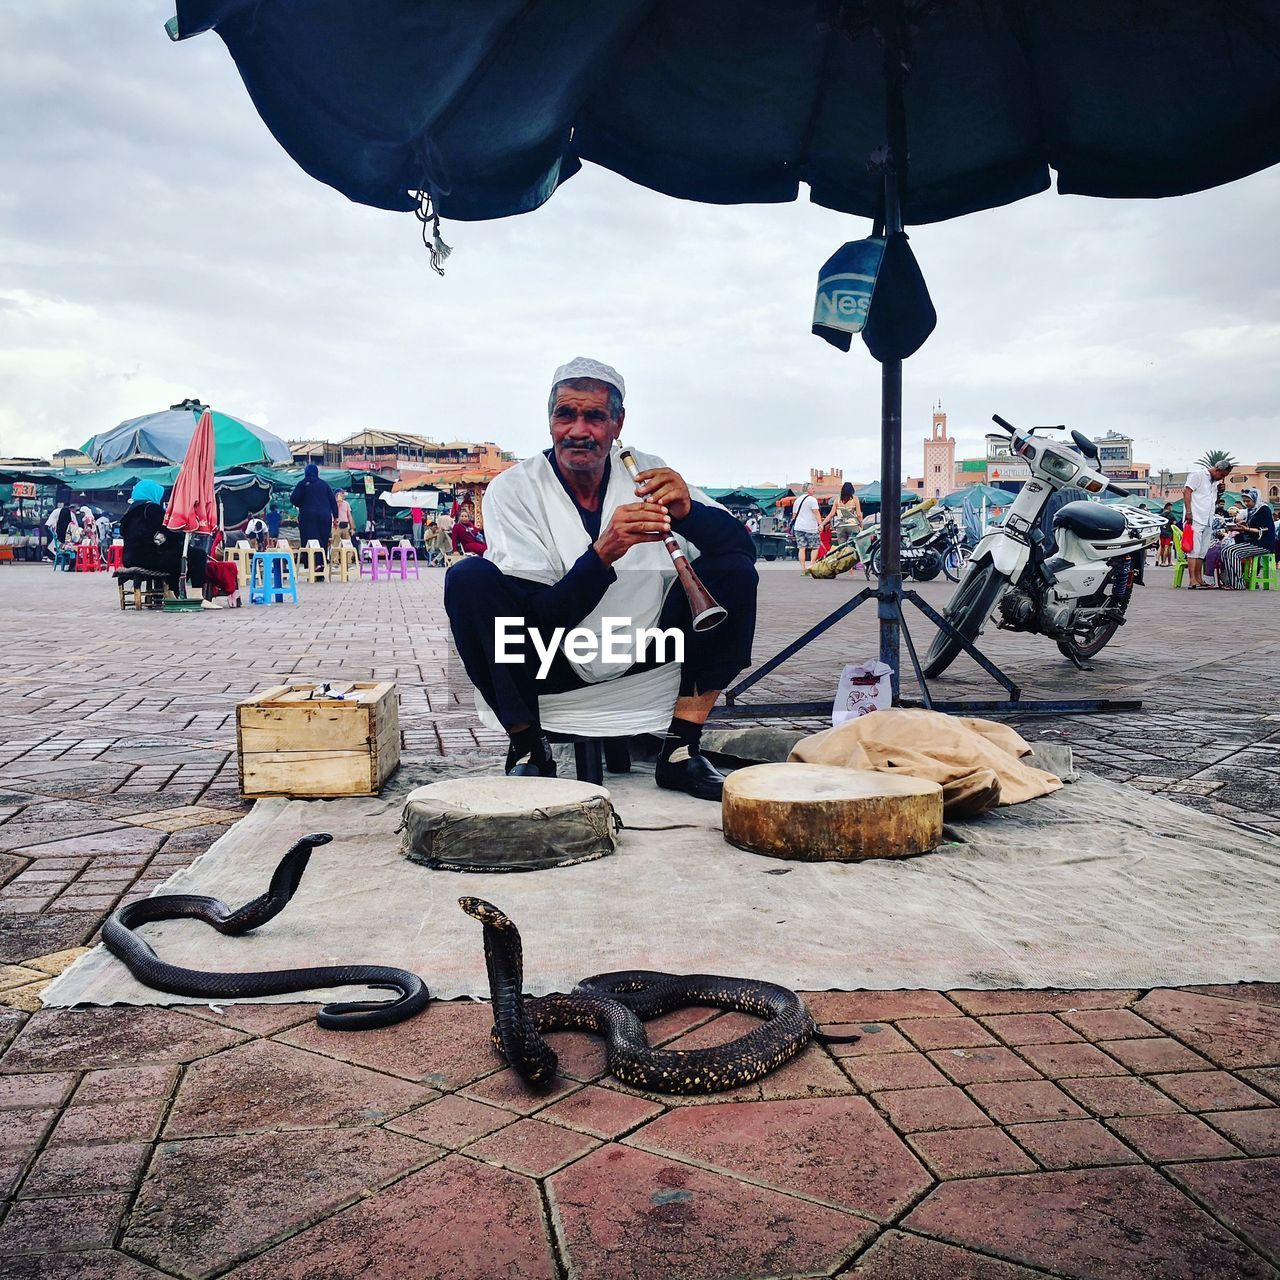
83 403 291 469
169 3 1280 224
940 485 1020 509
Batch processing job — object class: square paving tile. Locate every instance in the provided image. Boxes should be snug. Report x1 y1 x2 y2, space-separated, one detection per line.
966 1080 1086 1125
948 990 1141 1017
51 1097 168 1144
537 1084 664 1140
897 1017 996 1051
1135 990 1280 1070
466 1116 601 1177
839 1052 949 1093
1006 1118 1141 1170
1059 1075 1186 1118
1203 1108 1280 1156
0 1071 75 1109
1168 1157 1280 1264
459 1066 578 1116
872 1085 991 1133
805 991 961 1022
1098 1036 1214 1075
74 1065 180 1104
1056 1008 1160 1041
20 1139 151 1198
824 1023 914 1057
979 1013 1082 1045
1016 1041 1125 1079
1150 1071 1271 1112
908 1126 1036 1178
0 1192 129 1254
928 1046 1041 1086
1108 1113 1241 1162
385 1094 517 1149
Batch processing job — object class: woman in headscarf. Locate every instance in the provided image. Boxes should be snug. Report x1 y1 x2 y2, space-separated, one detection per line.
117 478 206 595
1217 488 1275 589
290 464 338 568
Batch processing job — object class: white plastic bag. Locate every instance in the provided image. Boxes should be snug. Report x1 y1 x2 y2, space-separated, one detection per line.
832 660 893 726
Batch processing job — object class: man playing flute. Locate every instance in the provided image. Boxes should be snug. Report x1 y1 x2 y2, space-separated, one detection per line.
444 357 758 800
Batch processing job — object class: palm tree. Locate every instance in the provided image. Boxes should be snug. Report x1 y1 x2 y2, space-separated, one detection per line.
1196 448 1236 471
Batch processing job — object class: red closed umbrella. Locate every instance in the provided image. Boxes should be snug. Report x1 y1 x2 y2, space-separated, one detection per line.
165 408 218 534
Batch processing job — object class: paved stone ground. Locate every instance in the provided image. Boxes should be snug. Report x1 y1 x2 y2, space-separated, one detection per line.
0 562 1277 1279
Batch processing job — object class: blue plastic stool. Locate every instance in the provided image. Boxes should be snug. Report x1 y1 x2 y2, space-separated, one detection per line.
249 551 298 605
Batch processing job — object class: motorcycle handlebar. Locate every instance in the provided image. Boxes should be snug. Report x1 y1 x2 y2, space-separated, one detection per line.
1106 481 1131 498
991 414 1015 435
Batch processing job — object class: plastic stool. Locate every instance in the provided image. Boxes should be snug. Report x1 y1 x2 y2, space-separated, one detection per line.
297 540 328 584
106 541 124 571
74 543 102 572
331 540 359 583
1243 553 1274 591
391 542 420 579
249 550 298 604
1172 527 1187 588
53 546 76 572
360 541 389 581
228 541 254 586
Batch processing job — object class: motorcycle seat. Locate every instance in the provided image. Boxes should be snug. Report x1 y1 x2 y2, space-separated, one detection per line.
1051 501 1128 540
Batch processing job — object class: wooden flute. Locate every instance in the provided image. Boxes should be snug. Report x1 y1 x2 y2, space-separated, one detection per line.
618 447 727 632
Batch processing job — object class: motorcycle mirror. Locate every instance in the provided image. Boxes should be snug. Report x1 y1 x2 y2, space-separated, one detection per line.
1070 430 1100 460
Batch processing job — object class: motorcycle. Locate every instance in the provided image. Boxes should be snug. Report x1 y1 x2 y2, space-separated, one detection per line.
923 415 1163 677
859 500 968 582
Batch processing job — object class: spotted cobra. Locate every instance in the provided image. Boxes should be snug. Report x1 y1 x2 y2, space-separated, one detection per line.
103 833 429 1030
459 897 858 1094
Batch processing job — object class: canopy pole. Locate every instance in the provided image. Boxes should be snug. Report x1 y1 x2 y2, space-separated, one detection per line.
877 5 908 699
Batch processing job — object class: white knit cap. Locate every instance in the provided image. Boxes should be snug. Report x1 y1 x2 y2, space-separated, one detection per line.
551 356 625 402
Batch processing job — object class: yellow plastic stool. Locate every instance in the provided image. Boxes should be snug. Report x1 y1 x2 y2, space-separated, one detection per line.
297 540 328 584
228 541 255 587
331 540 359 583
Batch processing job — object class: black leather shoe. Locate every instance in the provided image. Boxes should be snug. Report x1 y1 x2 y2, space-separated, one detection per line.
506 736 557 778
655 752 725 801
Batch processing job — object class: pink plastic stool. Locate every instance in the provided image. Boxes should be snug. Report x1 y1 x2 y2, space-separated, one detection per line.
360 541 389 580
391 543 420 579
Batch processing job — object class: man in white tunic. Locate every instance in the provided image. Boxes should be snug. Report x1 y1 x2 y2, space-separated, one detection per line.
444 358 758 800
1182 460 1233 588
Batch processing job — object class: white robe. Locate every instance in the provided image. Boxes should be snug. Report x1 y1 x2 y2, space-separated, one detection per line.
475 446 721 735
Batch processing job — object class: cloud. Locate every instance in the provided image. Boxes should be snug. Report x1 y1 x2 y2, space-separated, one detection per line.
2 1 1277 484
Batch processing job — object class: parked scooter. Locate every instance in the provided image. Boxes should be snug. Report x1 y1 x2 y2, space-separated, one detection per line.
858 499 967 582
924 415 1163 676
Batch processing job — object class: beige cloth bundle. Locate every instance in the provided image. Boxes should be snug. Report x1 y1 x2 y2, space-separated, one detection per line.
788 707 1061 817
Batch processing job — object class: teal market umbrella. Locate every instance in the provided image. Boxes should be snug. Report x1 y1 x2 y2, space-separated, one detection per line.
83 399 291 470
168 1 1280 701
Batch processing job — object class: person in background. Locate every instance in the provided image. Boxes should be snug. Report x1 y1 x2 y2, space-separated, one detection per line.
1157 502 1175 566
244 514 268 549
451 501 486 555
94 510 112 560
335 490 354 543
1218 489 1275 589
791 482 822 574
825 482 864 544
265 502 282 543
1182 459 1233 589
289 464 338 568
410 503 425 547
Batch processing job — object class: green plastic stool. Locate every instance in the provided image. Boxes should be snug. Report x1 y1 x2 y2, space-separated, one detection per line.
1171 527 1188 588
1242 553 1275 591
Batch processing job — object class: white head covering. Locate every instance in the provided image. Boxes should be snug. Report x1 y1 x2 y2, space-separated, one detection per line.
551 356 625 402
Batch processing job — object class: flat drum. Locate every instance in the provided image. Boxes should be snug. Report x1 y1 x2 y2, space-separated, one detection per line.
401 776 617 872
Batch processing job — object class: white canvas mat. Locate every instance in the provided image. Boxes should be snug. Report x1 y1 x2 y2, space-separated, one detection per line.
46 765 1280 1006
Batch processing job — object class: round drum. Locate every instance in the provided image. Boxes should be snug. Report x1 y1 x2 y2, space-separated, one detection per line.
400 776 617 873
722 763 942 861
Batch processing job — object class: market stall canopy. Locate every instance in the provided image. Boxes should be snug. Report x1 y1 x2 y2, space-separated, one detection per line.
381 491 441 510
940 484 1020 509
705 487 795 515
168 1 1280 225
854 481 919 506
83 400 291 469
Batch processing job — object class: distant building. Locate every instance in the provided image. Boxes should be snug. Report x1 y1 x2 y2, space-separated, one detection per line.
1088 430 1150 497
921 407 956 502
52 448 94 469
783 467 845 502
984 434 1031 489
340 431 514 474
288 439 342 467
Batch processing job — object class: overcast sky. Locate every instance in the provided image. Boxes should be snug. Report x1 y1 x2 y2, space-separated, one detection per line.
3 3 1278 487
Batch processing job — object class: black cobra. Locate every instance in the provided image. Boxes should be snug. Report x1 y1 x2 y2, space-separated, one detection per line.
103 833 429 1031
459 897 858 1094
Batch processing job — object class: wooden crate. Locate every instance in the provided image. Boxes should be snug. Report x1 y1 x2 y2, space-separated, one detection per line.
237 682 400 798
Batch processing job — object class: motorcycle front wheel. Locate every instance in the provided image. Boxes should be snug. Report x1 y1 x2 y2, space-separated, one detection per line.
923 561 1008 678
942 541 967 582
